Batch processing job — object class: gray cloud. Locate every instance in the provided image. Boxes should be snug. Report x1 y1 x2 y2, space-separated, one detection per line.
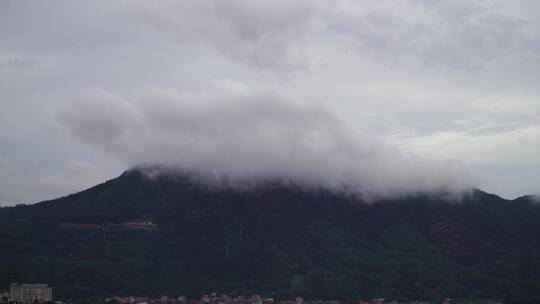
126 0 316 69
57 88 140 146
58 86 476 200
0 151 112 205
0 56 42 70
335 1 529 70
1 0 539 204
126 0 540 72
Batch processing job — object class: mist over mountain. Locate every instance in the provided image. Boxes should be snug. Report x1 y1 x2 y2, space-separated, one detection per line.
59 89 477 201
2 0 540 210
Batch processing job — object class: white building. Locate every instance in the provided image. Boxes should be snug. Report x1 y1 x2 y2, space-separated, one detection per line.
9 283 53 303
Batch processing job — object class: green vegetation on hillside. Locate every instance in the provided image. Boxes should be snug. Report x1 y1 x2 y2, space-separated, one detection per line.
1 169 539 303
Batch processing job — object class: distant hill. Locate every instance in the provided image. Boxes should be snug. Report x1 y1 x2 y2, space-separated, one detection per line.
1 168 539 302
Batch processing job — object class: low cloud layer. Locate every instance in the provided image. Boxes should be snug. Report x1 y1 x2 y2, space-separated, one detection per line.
59 87 476 200
1 1 539 204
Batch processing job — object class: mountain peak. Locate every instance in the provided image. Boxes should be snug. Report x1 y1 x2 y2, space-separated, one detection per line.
1 169 540 301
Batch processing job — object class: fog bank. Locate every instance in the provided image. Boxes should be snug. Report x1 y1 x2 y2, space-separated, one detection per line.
59 87 476 200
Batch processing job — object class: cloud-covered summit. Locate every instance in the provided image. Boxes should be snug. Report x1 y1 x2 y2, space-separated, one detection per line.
1 0 539 204
59 86 475 200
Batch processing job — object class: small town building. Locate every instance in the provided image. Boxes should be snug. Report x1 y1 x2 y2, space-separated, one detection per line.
9 283 53 303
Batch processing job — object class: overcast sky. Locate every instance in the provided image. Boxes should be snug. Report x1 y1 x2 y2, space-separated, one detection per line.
1 0 539 205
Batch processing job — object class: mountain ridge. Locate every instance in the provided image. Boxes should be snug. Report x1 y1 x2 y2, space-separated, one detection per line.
1 168 540 302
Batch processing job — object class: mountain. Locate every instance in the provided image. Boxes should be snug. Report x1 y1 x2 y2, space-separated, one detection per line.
1 168 540 302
